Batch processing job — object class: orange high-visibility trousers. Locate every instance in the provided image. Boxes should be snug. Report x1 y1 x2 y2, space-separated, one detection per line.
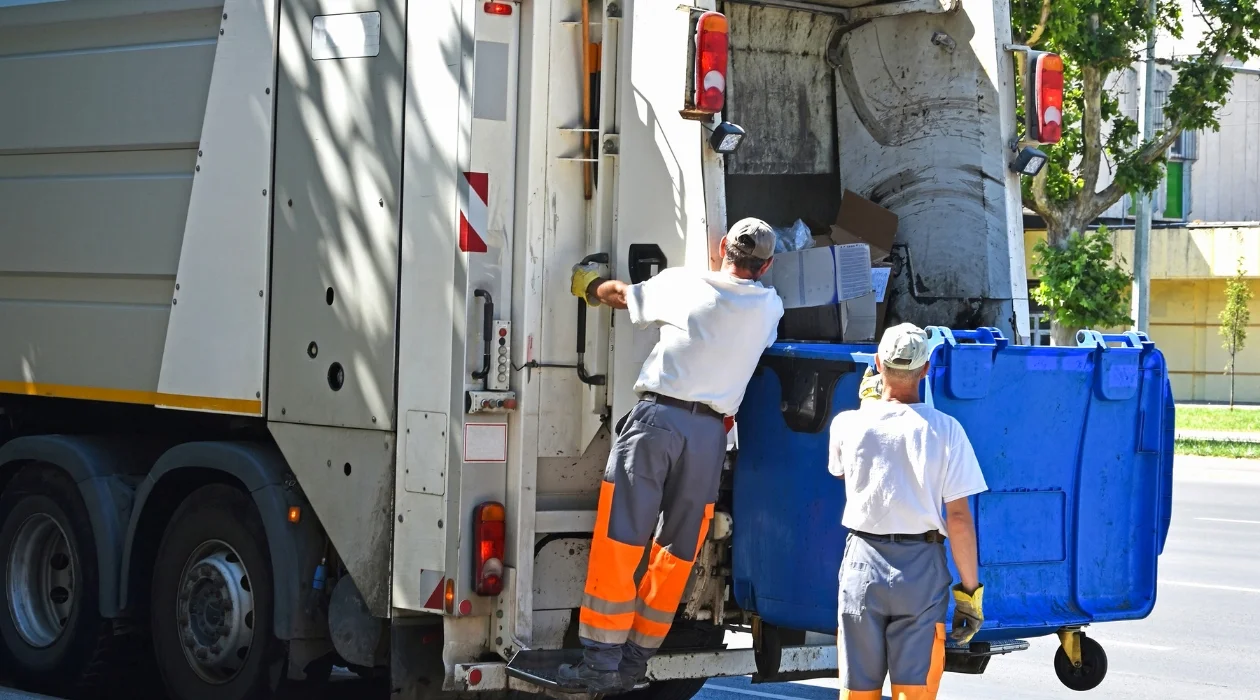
577 397 726 671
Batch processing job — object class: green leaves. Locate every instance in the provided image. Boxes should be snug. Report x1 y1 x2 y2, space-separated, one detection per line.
1220 257 1252 359
1031 227 1134 330
1015 0 1260 220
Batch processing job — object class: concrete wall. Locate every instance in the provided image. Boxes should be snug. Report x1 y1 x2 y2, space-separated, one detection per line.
1151 278 1260 404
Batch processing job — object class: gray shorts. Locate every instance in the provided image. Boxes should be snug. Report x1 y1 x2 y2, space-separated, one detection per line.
837 532 952 699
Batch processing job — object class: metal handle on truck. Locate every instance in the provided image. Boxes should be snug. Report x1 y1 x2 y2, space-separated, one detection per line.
576 253 608 386
472 289 494 382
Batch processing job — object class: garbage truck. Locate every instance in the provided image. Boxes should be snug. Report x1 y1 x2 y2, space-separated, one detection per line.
0 1 1172 699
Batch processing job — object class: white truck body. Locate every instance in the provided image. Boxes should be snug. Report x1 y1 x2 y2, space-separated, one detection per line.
0 0 1027 697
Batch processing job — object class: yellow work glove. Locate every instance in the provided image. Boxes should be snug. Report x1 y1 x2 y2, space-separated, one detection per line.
951 584 984 645
858 367 883 402
571 262 602 306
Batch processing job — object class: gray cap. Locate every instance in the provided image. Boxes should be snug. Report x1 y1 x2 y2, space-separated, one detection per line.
725 218 776 260
878 322 930 371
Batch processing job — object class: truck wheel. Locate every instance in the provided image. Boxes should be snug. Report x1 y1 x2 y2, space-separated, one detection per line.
0 465 130 697
150 484 286 700
1053 635 1107 691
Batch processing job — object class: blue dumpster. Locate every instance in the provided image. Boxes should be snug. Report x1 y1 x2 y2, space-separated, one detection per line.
731 328 1174 662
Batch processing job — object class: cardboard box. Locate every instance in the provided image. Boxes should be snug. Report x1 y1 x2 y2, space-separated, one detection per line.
871 262 893 340
830 190 898 261
777 260 892 344
780 293 877 343
765 243 872 310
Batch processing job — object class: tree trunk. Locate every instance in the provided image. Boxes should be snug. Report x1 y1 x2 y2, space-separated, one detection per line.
1230 350 1237 409
1050 321 1080 347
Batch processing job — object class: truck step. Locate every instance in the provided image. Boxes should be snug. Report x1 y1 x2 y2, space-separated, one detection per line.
505 649 648 695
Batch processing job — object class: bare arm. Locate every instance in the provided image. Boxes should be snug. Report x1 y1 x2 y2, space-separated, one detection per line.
944 498 980 593
587 278 630 310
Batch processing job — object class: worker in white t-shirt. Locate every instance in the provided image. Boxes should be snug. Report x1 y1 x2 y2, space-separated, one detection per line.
828 323 988 700
557 218 785 693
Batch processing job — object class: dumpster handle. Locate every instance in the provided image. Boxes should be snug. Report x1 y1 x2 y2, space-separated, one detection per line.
926 326 1008 349
1076 330 1153 350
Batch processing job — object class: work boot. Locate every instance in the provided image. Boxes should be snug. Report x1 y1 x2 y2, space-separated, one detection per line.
619 668 648 692
557 661 623 693
619 641 652 691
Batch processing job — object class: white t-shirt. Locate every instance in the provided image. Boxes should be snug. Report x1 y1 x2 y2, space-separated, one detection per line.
828 401 988 537
626 267 784 416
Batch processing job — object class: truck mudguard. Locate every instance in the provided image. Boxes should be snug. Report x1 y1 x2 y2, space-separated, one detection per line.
0 435 164 618
119 441 327 640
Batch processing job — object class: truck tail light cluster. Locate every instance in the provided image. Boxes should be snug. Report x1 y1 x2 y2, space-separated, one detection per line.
473 502 505 596
1027 51 1064 145
693 11 728 115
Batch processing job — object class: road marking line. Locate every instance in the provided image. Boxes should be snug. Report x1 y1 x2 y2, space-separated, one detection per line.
1196 517 1260 525
1162 580 1260 594
1107 640 1176 651
702 683 813 700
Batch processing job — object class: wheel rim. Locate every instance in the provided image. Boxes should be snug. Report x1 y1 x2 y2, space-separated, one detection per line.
6 513 76 649
175 540 256 684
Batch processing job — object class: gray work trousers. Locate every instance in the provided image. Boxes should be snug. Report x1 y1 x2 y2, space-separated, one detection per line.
837 532 952 700
577 397 726 677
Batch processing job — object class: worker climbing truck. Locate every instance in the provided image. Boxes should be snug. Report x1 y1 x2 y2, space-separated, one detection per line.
0 1 1173 699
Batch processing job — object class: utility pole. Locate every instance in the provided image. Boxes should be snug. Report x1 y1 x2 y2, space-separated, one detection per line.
1132 0 1157 334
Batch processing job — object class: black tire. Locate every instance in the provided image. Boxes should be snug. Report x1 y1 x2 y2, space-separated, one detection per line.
0 465 136 698
150 484 287 700
1054 634 1108 692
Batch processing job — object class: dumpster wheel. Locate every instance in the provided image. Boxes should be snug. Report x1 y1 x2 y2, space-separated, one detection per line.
1053 630 1107 691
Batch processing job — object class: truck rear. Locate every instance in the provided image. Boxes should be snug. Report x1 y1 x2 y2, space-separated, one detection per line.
0 2 1167 700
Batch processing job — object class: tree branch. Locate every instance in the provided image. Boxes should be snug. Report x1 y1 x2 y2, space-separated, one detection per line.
1026 0 1052 47
1078 66 1105 206
1089 24 1245 218
1029 166 1063 238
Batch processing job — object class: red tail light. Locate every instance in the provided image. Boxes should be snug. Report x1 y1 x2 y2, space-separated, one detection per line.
1030 52 1063 144
483 1 512 15
473 502 505 596
693 12 728 115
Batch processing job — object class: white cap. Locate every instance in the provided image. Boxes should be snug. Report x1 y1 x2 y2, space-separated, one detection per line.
878 322 930 371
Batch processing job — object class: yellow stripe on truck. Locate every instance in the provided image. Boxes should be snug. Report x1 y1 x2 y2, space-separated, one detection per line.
0 380 263 415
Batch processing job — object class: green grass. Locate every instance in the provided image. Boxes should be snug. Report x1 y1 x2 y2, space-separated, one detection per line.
1176 406 1260 433
1175 439 1260 459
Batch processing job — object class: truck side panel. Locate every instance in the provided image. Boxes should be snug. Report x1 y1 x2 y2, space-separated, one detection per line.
158 0 281 415
391 0 465 613
267 0 406 432
0 2 221 403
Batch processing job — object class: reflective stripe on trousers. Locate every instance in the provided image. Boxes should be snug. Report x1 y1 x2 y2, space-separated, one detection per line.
838 532 951 700
577 399 725 670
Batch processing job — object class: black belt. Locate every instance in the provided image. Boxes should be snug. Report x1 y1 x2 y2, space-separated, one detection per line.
641 393 723 421
851 530 946 544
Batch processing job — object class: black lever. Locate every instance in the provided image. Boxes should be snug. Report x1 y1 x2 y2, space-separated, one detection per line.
472 289 493 382
627 244 667 284
576 253 608 386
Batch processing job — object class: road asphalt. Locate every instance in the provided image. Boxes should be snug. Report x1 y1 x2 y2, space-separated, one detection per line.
4 456 1258 700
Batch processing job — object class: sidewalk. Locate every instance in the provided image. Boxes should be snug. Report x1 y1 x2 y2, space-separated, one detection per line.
1175 429 1260 443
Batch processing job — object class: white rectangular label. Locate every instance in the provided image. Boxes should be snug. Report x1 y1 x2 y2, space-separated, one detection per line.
312 12 381 60
872 267 892 303
834 244 873 302
464 423 507 463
